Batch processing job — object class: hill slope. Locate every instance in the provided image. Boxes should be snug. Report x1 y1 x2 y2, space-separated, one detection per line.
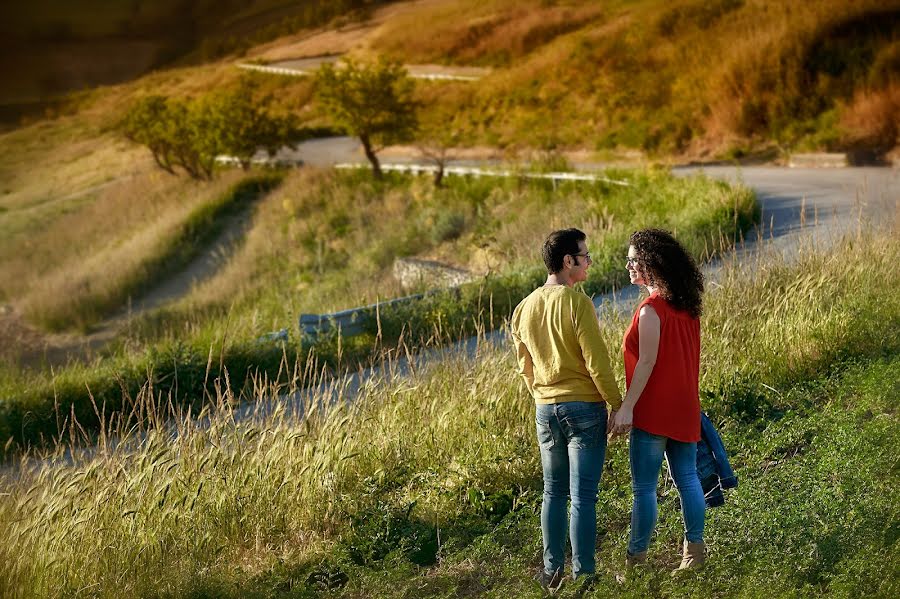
2 0 898 158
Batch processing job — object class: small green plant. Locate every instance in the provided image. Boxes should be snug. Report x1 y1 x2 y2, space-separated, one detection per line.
429 210 466 243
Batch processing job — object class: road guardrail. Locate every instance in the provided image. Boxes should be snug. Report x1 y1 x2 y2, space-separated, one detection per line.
237 63 482 81
299 290 458 340
334 163 630 186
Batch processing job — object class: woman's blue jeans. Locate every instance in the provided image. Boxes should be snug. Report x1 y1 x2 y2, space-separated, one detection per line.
535 401 607 579
627 427 705 555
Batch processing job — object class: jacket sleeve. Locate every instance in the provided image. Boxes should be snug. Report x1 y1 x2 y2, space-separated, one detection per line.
574 295 623 410
701 412 738 488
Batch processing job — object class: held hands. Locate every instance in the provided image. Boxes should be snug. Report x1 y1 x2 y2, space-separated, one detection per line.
609 406 633 438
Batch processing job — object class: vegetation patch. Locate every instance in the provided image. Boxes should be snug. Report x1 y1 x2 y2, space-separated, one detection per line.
378 0 899 158
22 173 283 332
0 227 896 597
0 168 756 450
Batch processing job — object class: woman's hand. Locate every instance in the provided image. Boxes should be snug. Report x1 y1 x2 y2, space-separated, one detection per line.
611 406 633 437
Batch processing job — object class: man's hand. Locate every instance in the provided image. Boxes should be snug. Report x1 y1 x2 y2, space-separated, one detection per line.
607 409 617 435
611 406 633 437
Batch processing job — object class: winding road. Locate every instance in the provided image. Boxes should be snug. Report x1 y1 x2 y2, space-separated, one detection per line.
3 141 896 469
7 135 896 372
227 139 898 423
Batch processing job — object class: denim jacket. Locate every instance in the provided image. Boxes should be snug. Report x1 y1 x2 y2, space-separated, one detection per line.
696 412 738 508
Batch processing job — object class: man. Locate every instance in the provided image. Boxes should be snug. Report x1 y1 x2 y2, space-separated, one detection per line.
510 228 622 592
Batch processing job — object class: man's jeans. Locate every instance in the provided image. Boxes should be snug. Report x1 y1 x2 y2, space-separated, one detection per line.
627 427 705 555
535 401 607 578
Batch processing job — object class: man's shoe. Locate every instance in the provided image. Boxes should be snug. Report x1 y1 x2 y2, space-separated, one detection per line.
540 568 564 595
625 550 647 568
672 540 705 574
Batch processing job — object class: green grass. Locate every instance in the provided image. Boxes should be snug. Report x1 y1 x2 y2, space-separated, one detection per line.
0 225 896 598
0 168 756 451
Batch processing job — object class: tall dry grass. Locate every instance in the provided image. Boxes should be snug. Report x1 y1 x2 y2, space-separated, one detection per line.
365 0 899 156
14 171 256 331
2 170 233 291
370 0 605 66
0 219 896 597
0 166 754 452
840 83 900 152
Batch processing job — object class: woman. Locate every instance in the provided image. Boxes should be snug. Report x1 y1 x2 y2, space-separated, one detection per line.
611 228 706 572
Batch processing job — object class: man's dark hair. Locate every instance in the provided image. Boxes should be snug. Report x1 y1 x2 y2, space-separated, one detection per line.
541 228 586 274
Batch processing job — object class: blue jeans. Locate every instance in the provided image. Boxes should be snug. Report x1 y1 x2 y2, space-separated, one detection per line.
628 427 705 555
535 401 607 578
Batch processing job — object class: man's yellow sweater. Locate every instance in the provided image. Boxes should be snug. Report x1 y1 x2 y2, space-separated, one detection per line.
511 285 622 409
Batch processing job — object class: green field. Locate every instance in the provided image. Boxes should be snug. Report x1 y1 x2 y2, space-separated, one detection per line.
2 225 896 598
0 168 756 450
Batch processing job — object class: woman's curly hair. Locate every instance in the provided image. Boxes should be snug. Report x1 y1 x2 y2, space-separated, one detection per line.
630 228 704 318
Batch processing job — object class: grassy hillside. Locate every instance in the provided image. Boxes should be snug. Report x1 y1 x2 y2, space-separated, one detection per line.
0 168 756 449
1 225 896 598
0 5 896 595
368 0 900 159
2 0 897 157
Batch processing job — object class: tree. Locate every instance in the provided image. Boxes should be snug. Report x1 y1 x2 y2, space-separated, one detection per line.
202 78 299 171
120 95 178 175
417 104 463 187
121 95 214 180
121 80 298 180
315 58 418 178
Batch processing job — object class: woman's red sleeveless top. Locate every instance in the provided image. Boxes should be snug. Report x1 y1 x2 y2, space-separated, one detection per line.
623 292 701 442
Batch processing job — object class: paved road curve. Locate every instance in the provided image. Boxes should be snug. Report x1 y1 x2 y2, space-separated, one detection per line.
286 137 898 248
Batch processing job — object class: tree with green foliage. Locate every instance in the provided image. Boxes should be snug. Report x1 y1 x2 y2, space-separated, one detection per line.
121 80 298 180
120 95 179 175
417 103 463 187
121 95 216 180
171 98 215 180
315 58 419 179
201 78 299 171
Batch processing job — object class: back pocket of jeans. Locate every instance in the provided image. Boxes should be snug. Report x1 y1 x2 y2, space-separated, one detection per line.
536 421 555 450
566 411 604 447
